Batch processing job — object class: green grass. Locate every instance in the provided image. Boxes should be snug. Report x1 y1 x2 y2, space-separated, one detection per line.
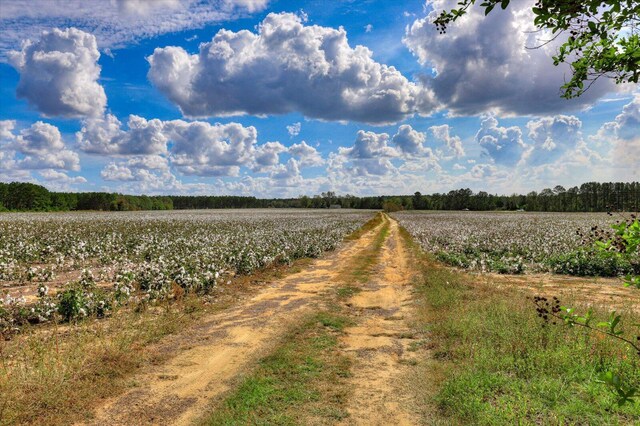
336 285 361 298
202 312 353 425
335 213 390 300
344 211 384 242
337 213 389 290
399 227 640 425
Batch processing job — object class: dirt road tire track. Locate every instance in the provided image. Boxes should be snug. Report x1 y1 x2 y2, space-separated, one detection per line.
338 215 420 425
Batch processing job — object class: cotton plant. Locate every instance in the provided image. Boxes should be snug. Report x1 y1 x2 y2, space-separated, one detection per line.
0 210 370 333
31 285 57 322
0 293 28 336
113 269 135 304
57 277 112 322
396 211 638 276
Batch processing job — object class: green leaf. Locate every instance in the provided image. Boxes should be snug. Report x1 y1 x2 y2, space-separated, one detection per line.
484 4 495 15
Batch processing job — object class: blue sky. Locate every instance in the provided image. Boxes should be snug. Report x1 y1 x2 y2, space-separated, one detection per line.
0 0 638 197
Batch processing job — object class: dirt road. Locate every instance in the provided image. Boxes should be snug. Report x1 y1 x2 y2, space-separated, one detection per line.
339 216 419 425
85 216 391 425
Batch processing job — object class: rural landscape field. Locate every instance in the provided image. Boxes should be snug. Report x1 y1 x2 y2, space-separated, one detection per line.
1 0 639 424
1 208 639 424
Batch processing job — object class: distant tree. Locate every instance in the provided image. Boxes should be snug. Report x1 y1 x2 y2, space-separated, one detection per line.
311 195 326 209
299 195 311 208
4 182 51 210
383 199 404 213
321 191 337 208
413 191 425 210
1 181 639 213
0 183 7 207
434 0 640 98
553 185 566 194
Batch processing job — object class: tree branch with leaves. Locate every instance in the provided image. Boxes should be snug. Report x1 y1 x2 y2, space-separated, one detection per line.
434 0 640 98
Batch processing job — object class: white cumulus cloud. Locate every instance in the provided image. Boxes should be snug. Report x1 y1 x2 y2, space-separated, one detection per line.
101 155 170 181
392 124 429 156
476 116 526 166
39 169 87 184
252 141 287 172
390 125 442 173
429 124 465 158
390 124 463 163
404 0 614 115
77 114 167 155
8 28 106 118
12 121 80 170
0 120 84 185
525 115 583 166
269 158 303 187
592 95 640 167
288 141 324 167
147 12 438 124
78 114 319 178
163 120 259 177
329 130 399 178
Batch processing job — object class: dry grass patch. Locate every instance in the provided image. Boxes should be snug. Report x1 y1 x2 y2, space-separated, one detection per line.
0 297 204 425
478 272 640 313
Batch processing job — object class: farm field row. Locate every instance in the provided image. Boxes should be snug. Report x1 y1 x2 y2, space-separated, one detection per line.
4 209 639 334
0 209 372 331
394 211 640 276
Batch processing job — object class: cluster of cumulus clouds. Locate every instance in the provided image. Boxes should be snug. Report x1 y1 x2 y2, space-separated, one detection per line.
1 0 637 195
146 12 438 124
0 119 85 185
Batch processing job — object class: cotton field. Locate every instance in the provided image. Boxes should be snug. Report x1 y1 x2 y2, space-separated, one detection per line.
0 209 371 331
394 211 639 275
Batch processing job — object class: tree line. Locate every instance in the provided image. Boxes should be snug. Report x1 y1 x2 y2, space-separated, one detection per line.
1 181 638 212
0 182 173 212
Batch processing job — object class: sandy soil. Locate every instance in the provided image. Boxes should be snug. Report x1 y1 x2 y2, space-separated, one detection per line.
81 218 386 426
479 272 640 312
2 267 112 303
338 216 419 426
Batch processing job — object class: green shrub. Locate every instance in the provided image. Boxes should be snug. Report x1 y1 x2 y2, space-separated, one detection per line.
547 249 638 276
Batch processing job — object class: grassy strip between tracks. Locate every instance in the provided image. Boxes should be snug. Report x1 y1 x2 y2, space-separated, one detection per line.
201 213 391 424
344 211 384 242
202 310 354 425
336 212 390 299
397 226 640 425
